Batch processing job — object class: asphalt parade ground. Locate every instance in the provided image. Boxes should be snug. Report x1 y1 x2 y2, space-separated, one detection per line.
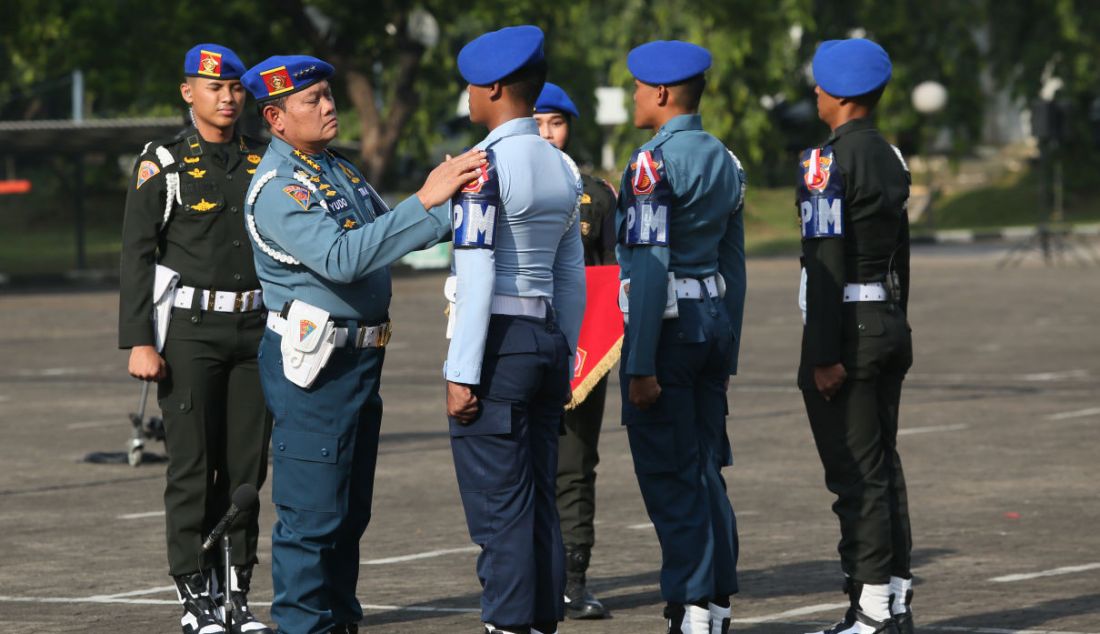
1 244 1098 633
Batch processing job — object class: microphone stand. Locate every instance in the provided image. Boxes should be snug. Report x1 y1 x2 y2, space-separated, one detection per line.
223 534 234 631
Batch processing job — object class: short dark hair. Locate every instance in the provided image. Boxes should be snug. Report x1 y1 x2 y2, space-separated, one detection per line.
501 60 548 108
850 87 885 110
668 74 706 111
258 95 289 129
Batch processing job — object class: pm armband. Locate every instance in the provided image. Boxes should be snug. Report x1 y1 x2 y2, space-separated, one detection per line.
621 149 672 247
797 146 845 239
452 149 500 249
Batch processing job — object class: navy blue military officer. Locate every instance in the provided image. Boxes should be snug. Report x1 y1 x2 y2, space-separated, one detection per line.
616 40 747 634
443 25 585 634
240 55 486 634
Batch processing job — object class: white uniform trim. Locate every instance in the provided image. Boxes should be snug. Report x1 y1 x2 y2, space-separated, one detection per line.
147 145 181 226
245 169 301 265
558 150 583 234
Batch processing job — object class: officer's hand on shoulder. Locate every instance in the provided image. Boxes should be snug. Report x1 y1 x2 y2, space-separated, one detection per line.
128 345 168 382
416 149 488 209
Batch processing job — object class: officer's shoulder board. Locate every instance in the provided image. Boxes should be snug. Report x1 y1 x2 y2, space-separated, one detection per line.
621 147 672 247
797 145 845 239
452 148 500 250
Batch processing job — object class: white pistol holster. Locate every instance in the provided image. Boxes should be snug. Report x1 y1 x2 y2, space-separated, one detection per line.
152 264 180 352
280 300 337 388
617 273 679 324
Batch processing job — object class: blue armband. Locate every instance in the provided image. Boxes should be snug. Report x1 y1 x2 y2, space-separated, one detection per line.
452 149 501 249
621 148 671 247
797 146 845 239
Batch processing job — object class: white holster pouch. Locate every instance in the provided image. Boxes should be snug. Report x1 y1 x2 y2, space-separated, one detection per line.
443 275 458 339
798 267 808 325
618 273 679 324
152 264 180 352
279 300 337 388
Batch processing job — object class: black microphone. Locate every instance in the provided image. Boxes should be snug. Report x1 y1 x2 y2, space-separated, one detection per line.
201 484 258 553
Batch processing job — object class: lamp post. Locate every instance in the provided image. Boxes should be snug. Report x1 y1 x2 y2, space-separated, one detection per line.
911 81 948 229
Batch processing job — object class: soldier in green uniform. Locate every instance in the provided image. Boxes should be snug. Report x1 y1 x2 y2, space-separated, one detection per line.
797 38 915 634
118 43 273 634
533 81 615 620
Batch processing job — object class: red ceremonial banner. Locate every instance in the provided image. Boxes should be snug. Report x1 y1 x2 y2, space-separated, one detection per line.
568 265 624 408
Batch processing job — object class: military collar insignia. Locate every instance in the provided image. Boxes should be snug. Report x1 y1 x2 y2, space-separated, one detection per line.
238 136 250 153
291 149 322 173
247 154 262 165
246 168 256 174
186 135 203 156
187 168 206 179
336 161 361 184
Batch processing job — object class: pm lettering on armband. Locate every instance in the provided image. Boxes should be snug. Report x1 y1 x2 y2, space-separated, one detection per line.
452 149 501 249
800 196 844 238
624 201 669 246
622 148 672 246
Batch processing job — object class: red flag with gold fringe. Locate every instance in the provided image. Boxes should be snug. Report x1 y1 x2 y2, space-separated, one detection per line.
568 265 623 408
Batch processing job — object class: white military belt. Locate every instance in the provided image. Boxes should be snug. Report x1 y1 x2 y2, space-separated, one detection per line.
490 294 547 319
674 274 721 299
173 285 264 312
266 312 391 349
842 282 889 302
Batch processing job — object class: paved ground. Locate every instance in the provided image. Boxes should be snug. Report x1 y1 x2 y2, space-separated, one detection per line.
1 244 1098 633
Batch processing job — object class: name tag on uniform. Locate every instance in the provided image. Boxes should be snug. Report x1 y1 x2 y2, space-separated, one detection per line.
452 149 500 249
798 146 845 239
622 149 671 247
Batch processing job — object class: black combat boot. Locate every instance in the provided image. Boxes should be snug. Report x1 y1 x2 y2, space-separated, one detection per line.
219 565 273 633
563 546 608 619
806 580 899 634
174 571 226 634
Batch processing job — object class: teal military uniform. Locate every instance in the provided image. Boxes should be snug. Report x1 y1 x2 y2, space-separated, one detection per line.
617 111 747 608
243 54 452 633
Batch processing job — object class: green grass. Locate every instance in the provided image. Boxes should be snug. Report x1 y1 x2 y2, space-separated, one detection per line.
925 170 1100 231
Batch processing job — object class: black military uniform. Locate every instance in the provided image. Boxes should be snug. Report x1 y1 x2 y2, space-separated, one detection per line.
557 172 616 618
118 116 272 632
798 38 915 634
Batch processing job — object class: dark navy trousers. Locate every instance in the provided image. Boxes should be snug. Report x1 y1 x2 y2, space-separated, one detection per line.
450 314 572 626
258 330 384 634
621 295 740 603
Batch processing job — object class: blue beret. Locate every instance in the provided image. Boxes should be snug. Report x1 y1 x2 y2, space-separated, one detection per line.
183 44 246 80
242 55 334 102
458 25 545 85
812 39 892 98
534 83 579 118
627 40 712 85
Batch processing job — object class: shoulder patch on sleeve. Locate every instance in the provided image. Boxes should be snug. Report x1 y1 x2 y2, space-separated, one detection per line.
620 148 672 247
797 146 845 239
135 160 160 189
451 148 501 249
282 184 312 211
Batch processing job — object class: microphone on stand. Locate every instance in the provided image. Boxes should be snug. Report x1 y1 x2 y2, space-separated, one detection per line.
202 484 258 553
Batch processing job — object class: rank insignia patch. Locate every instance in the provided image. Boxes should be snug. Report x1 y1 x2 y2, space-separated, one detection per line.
246 168 256 175
630 150 662 196
292 150 321 172
299 320 316 341
581 193 592 205
338 163 361 183
283 184 311 210
191 199 217 212
187 168 206 179
135 160 160 189
198 50 223 78
343 219 358 229
261 66 295 97
247 154 262 165
184 156 201 164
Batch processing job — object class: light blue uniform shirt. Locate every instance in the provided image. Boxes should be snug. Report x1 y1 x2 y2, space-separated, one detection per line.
445 117 585 384
246 137 450 322
616 114 747 376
